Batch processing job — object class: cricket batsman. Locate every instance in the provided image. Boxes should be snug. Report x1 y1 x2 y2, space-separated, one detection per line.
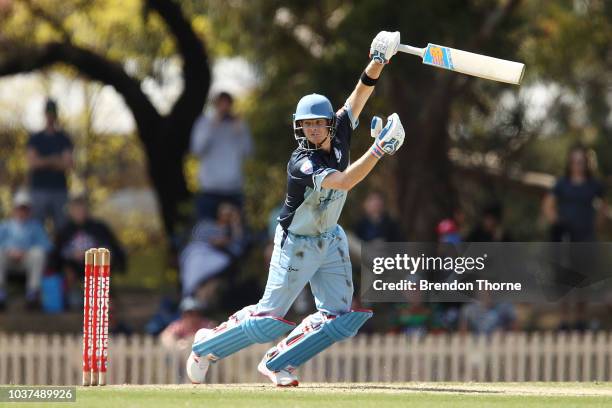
187 31 405 386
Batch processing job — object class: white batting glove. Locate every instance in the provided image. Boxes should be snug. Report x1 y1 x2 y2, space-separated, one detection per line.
370 116 383 138
370 113 405 158
369 31 400 64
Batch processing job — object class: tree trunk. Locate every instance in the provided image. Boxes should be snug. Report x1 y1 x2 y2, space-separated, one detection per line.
138 111 205 241
394 79 456 241
143 126 191 240
0 0 210 243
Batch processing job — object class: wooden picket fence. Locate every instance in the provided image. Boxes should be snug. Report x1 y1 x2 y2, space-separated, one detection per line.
1 331 611 385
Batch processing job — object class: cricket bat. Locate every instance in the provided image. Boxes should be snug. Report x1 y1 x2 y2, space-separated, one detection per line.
398 43 525 85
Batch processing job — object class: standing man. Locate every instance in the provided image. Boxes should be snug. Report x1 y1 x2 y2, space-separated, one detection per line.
186 31 405 386
190 92 253 220
26 99 74 230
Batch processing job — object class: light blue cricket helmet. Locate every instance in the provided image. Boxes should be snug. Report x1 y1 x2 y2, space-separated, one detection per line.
293 93 336 150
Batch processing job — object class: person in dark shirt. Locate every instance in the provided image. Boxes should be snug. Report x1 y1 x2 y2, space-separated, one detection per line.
52 196 126 308
466 202 512 242
543 145 607 242
542 145 607 331
26 99 74 230
354 191 402 242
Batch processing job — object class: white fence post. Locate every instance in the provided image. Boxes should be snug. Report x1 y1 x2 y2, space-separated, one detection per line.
2 331 612 384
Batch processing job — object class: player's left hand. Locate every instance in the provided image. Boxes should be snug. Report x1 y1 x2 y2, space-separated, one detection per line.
370 31 400 64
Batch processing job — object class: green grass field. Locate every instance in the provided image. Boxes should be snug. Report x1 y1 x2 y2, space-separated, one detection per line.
10 383 612 408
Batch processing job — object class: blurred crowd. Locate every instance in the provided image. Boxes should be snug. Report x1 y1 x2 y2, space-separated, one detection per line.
2 94 609 347
1 99 126 313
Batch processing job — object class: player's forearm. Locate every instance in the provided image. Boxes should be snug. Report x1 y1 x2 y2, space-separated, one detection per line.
365 59 385 79
321 150 379 191
346 61 385 119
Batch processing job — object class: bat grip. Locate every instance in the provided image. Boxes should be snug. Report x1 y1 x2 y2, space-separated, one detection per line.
398 44 425 57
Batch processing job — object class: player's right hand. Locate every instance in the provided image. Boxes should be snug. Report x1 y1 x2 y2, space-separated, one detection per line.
369 31 400 64
370 113 405 158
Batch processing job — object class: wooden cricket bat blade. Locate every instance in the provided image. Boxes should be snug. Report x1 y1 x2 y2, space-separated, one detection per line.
398 43 525 85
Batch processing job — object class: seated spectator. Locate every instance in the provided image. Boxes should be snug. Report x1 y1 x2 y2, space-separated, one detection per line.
0 190 52 310
459 294 517 335
466 202 512 242
437 218 461 244
52 195 126 309
145 297 181 336
389 300 434 336
388 278 456 336
354 191 402 243
160 296 216 352
179 202 247 300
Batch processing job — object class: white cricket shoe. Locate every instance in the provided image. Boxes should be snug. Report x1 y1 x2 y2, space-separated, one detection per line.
186 328 212 384
257 356 299 387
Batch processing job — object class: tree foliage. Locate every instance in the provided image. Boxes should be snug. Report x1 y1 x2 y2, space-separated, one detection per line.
1 0 611 244
0 0 210 242
203 0 527 238
201 0 612 238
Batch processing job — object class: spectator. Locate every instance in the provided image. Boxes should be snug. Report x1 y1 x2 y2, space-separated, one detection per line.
460 204 517 335
145 297 181 336
459 295 517 335
466 202 512 242
437 218 461 244
542 144 607 242
179 202 247 300
190 92 253 220
354 191 402 243
542 145 607 331
26 99 74 230
160 297 216 352
435 218 462 282
0 190 52 310
433 218 463 330
52 195 126 309
389 283 435 336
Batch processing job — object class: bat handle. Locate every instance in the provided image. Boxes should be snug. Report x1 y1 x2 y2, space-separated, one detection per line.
398 44 425 58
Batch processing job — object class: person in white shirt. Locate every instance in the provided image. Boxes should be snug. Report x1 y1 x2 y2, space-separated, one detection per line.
190 92 253 220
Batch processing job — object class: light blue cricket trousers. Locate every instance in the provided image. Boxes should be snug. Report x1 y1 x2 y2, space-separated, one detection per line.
255 224 353 317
